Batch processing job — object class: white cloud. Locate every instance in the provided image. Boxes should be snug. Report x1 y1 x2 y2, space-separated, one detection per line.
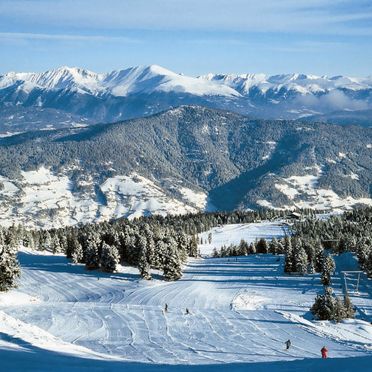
0 32 140 43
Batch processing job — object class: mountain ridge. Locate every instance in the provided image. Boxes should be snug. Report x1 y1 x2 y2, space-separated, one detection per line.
1 65 371 134
0 106 370 228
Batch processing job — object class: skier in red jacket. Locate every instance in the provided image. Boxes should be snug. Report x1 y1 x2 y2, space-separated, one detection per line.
321 346 328 359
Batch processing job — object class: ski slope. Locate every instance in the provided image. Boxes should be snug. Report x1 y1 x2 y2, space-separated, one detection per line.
198 222 289 256
1 225 372 371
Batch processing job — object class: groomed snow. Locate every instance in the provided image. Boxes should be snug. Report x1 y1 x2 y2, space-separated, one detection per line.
1 222 371 370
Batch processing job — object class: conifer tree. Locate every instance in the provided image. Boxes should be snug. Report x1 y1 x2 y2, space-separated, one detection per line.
50 234 61 254
138 245 151 280
321 255 336 286
284 236 293 273
294 241 308 274
71 238 84 264
100 243 120 273
269 238 279 255
256 238 269 254
0 245 20 291
311 287 355 322
163 238 182 281
85 233 101 270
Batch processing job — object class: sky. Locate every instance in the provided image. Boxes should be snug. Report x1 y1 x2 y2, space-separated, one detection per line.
0 0 371 76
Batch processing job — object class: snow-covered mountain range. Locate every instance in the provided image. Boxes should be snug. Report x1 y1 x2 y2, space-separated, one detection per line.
0 106 371 228
1 65 371 133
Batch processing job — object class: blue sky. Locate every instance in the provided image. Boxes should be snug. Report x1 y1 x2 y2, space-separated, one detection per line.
0 0 371 76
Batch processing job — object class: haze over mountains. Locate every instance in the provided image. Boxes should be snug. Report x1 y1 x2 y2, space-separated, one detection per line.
0 106 371 228
1 65 372 133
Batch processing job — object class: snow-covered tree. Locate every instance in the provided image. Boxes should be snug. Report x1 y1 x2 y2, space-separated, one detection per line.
50 234 61 254
85 233 101 270
71 238 84 264
321 255 335 286
0 244 20 291
269 238 279 255
284 237 293 273
138 245 151 280
100 243 120 273
163 237 182 281
293 241 308 274
41 230 52 251
311 287 354 322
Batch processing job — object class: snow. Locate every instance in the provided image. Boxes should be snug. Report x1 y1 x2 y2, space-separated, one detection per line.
256 199 275 208
0 65 240 98
0 169 205 228
179 187 208 209
99 174 200 219
274 184 299 200
273 168 372 210
199 72 372 96
4 66 372 105
198 222 289 256
0 176 19 196
0 224 372 370
345 172 359 180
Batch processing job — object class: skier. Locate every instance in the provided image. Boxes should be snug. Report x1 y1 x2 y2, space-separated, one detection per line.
285 339 291 350
321 346 328 359
185 308 190 315
164 303 168 313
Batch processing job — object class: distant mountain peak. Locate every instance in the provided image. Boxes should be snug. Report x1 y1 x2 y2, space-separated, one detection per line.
0 65 371 133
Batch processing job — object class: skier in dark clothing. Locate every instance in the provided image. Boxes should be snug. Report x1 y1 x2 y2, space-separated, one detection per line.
285 339 291 350
185 308 190 315
164 303 168 313
321 346 328 359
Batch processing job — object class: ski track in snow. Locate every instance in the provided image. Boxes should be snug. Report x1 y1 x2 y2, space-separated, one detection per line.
0 223 372 370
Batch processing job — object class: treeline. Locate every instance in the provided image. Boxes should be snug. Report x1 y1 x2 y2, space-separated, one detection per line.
291 207 372 277
288 208 372 321
0 208 301 288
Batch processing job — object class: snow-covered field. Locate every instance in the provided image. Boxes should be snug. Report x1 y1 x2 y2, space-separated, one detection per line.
267 166 372 210
0 167 208 229
198 222 289 256
1 223 372 371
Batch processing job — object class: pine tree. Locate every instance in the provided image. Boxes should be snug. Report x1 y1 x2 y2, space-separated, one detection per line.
85 233 101 270
269 238 279 255
100 243 120 273
315 246 325 273
249 242 256 254
163 238 182 281
138 245 151 280
256 238 269 254
50 234 61 254
311 286 337 320
321 255 335 286
311 287 355 322
284 236 293 273
294 241 308 274
343 294 355 319
41 230 52 251
189 235 199 257
0 245 20 291
71 238 84 264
